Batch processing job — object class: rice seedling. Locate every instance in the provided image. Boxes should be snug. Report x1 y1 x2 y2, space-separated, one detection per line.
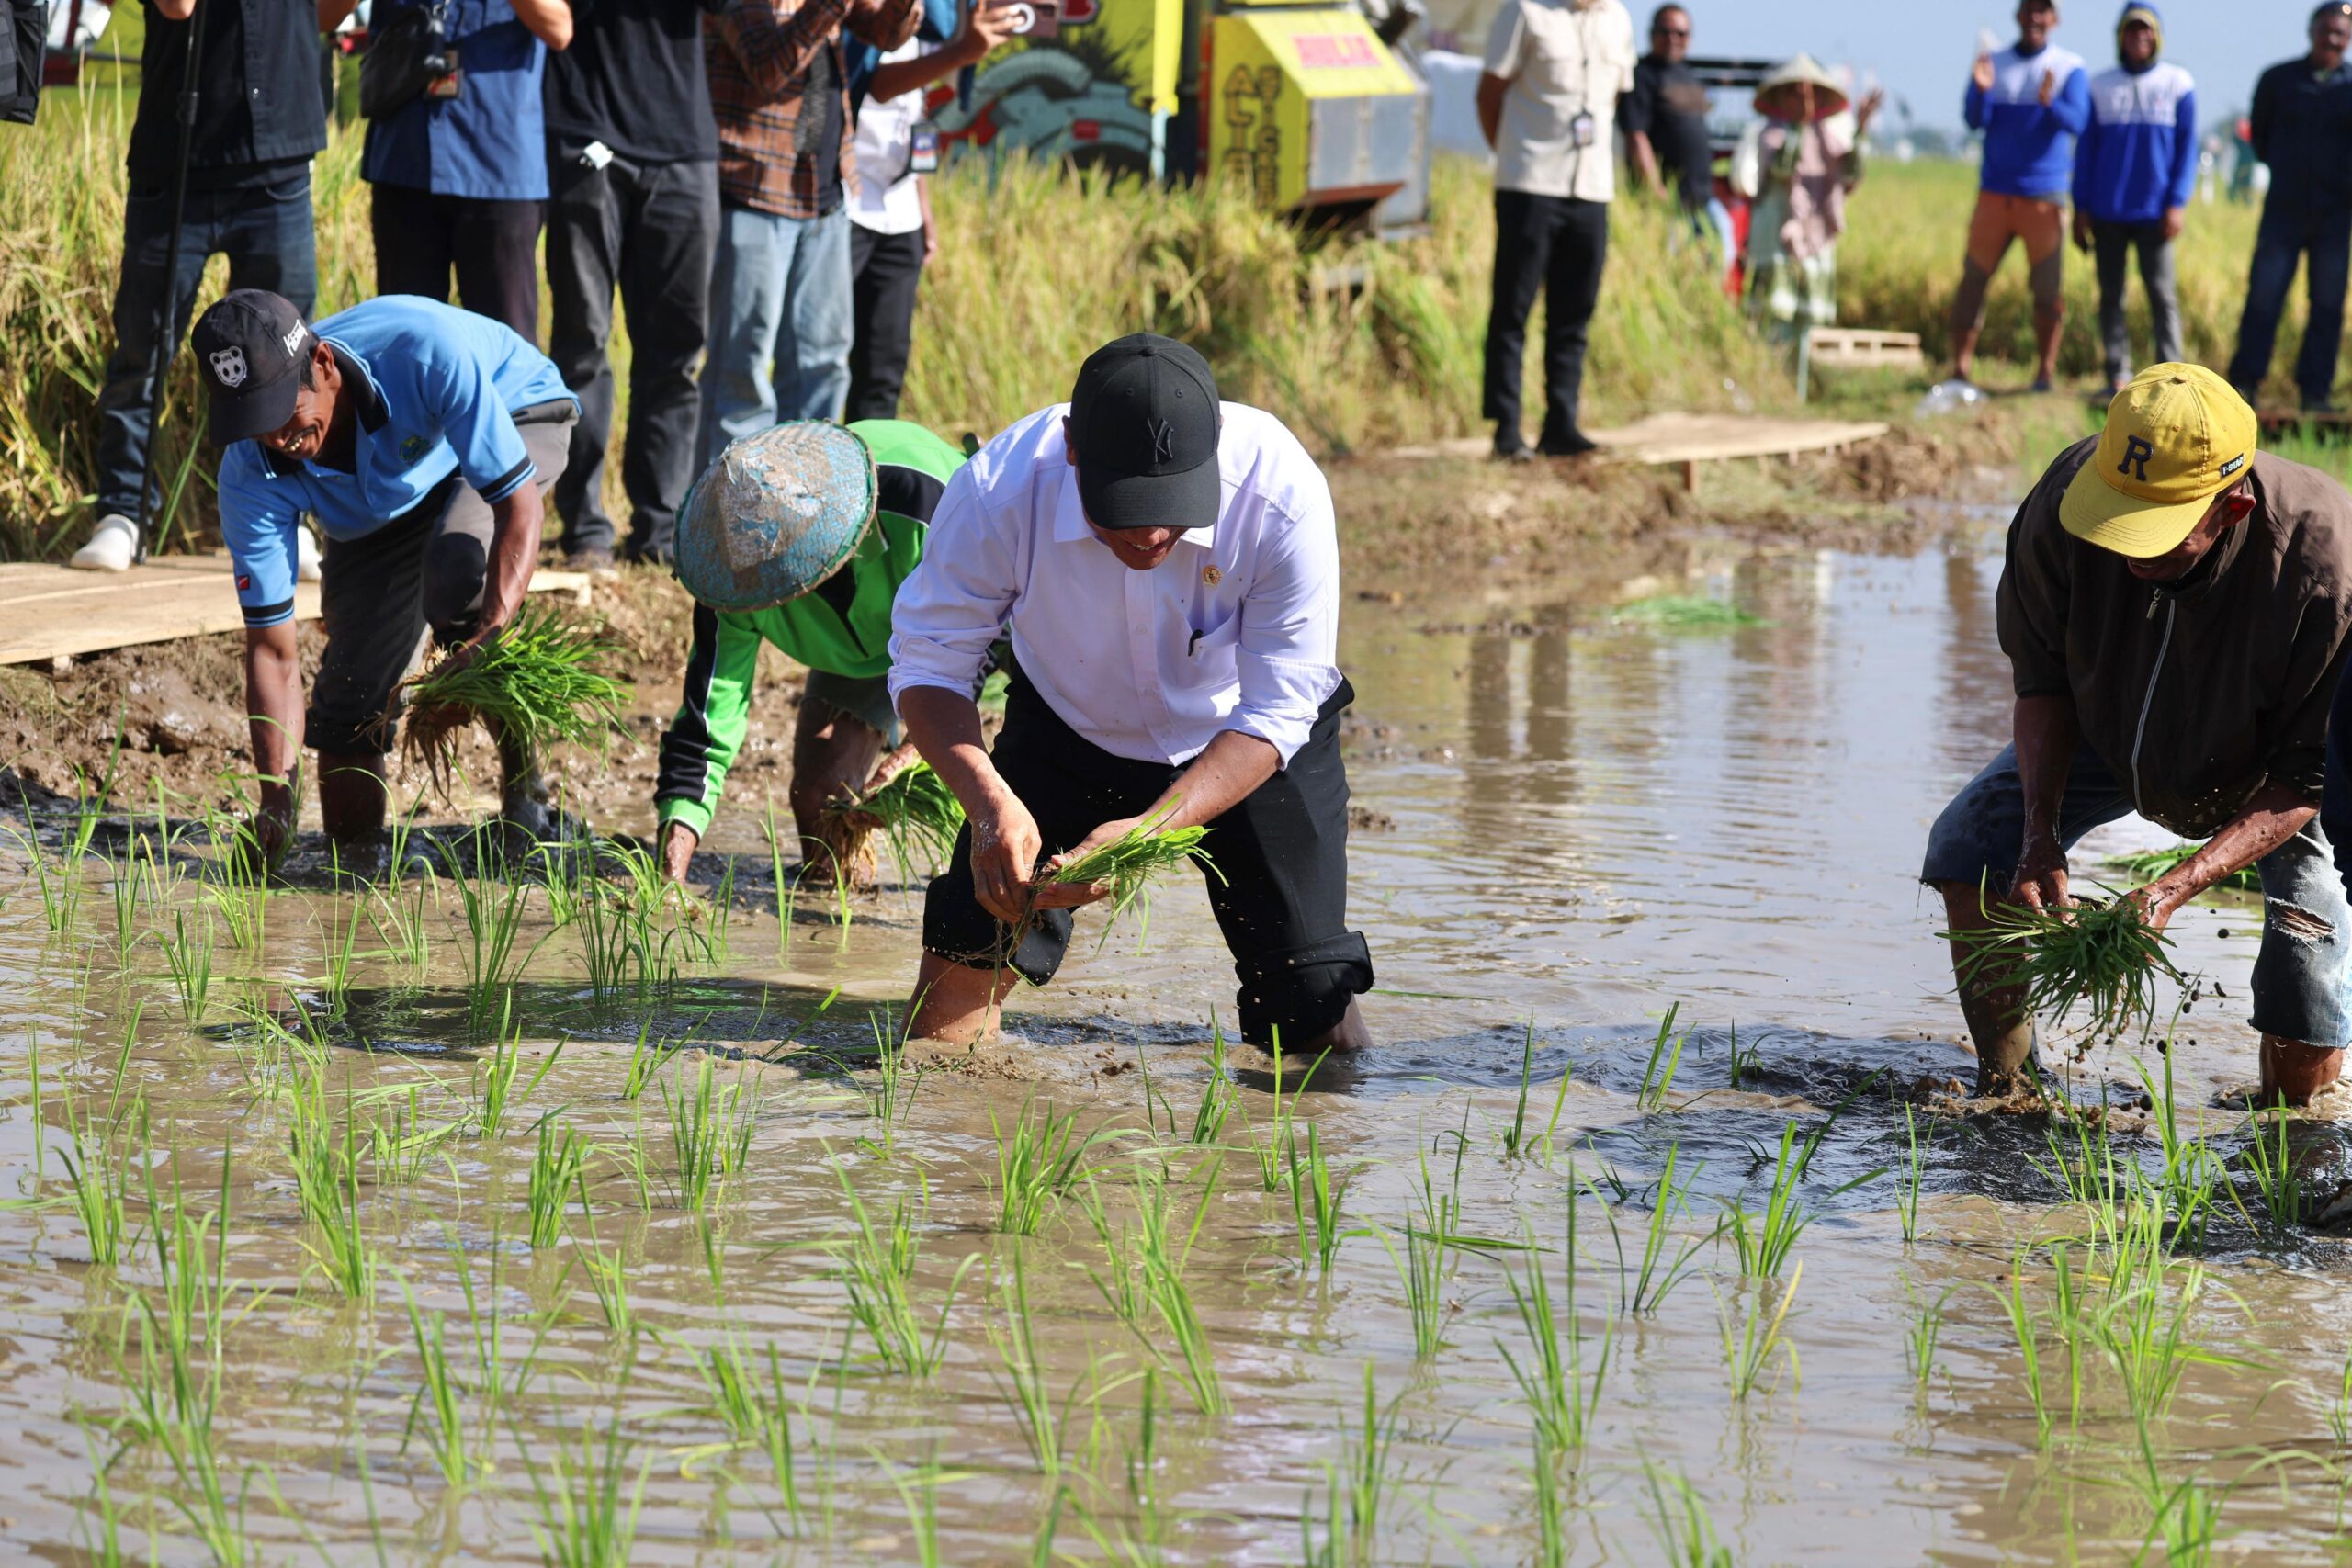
992 1098 1125 1235
474 1005 563 1141
1500 1020 1574 1162
989 1247 1069 1474
1383 1211 1450 1359
442 846 540 1039
1085 1161 1226 1415
861 1005 922 1155
1287 1119 1362 1277
522 1399 650 1568
1940 884 2184 1043
155 907 216 1025
1718 1263 1803 1401
692 1336 805 1528
202 805 269 953
2326 1345 2352 1447
1897 1103 1936 1244
527 1121 589 1247
662 1056 757 1213
1245 1046 1328 1193
1608 593 1763 629
401 601 629 788
2133 1050 2224 1248
1498 1209 1611 1457
878 1453 958 1568
619 1018 693 1100
2098 1259 2250 1433
1189 1019 1238 1145
367 1085 458 1187
1641 1461 1736 1566
1597 1157 1704 1316
103 844 140 962
1904 1282 1948 1393
761 798 792 955
55 1079 138 1268
1300 1363 1403 1568
10 822 86 936
572 1203 638 1339
825 760 966 878
399 1279 481 1487
1989 1249 2053 1446
1726 1023 1761 1090
288 1064 375 1299
1636 1005 1687 1112
1037 799 1219 944
2109 840 2258 895
831 1163 973 1378
1721 1120 1883 1278
2237 1111 2308 1230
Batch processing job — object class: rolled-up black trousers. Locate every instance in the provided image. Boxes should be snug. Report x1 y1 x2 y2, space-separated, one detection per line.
922 674 1375 1046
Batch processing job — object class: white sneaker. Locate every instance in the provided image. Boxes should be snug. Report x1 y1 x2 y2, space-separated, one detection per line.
297 524 322 582
68 513 138 572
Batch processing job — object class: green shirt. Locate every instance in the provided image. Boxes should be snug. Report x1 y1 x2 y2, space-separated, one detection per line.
653 419 966 837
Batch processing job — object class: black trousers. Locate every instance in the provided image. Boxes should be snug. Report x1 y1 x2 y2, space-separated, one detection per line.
847 222 925 423
545 150 718 560
2228 199 2352 403
922 675 1375 1046
1482 189 1610 445
369 182 545 344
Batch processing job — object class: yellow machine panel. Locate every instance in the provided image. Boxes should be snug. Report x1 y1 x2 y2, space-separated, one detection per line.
1206 8 1425 213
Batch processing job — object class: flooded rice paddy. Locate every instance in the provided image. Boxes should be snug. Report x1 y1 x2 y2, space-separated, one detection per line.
2 536 2347 1564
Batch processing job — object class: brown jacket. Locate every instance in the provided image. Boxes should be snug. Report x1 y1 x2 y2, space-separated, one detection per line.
1997 440 2352 838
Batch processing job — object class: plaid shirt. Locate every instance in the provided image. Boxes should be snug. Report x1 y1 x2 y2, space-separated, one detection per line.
707 0 921 219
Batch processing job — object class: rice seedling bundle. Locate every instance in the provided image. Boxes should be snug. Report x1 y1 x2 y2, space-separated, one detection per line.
2106 841 2260 895
825 761 966 869
400 603 630 788
1943 888 2183 1044
1038 802 1218 936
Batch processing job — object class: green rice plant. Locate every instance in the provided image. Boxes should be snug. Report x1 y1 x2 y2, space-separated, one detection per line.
400 1279 481 1488
401 601 630 786
155 907 216 1025
1721 1120 1883 1278
2143 1472 2222 1568
572 1201 637 1339
831 1164 973 1378
2132 1051 2223 1248
825 760 966 878
1726 1024 1761 1090
288 1064 374 1298
203 805 269 953
878 1453 956 1568
55 1080 138 1268
1382 1213 1449 1359
992 1098 1127 1235
104 845 140 962
989 1247 1069 1474
474 1005 562 1140
2098 1259 2250 1434
2108 841 2258 895
662 1056 756 1213
1038 798 1219 944
1640 1462 1735 1566
692 1336 805 1528
1500 1020 1574 1162
1904 1281 1949 1393
1300 1363 1402 1568
1608 593 1763 630
368 1086 458 1187
1897 1103 1936 1244
1718 1263 1803 1401
1988 1248 2052 1447
2237 1110 2307 1230
619 1019 693 1100
1636 1005 1687 1112
527 1121 589 1247
1188 1019 1238 1145
10 822 86 936
1245 1045 1328 1193
442 846 540 1039
522 1402 650 1568
860 1005 922 1155
761 798 791 957
1286 1119 1362 1277
1940 885 2184 1043
2326 1344 2352 1447
1498 1208 1611 1457
1087 1161 1226 1415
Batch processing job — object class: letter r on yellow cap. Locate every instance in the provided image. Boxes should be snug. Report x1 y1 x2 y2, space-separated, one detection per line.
2119 435 2154 483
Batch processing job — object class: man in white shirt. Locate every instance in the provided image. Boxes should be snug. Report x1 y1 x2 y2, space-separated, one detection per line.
888 334 1376 1054
1477 0 1636 460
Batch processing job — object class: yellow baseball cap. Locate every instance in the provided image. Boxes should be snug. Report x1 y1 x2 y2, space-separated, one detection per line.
2060 363 2257 557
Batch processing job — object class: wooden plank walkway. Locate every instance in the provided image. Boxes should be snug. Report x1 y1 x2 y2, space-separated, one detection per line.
1386 411 1890 490
0 554 592 667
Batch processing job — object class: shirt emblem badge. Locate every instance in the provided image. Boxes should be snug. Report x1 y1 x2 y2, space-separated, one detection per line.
1203 564 1223 586
400 434 431 465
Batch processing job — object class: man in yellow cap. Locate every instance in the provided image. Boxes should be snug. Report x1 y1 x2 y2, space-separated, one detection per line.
1926 363 2352 1104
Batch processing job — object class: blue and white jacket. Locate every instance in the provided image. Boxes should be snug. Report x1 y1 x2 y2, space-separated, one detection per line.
1964 42 2091 199
2074 60 2195 225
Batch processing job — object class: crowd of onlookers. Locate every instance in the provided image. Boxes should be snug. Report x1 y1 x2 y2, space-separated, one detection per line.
66 0 1014 575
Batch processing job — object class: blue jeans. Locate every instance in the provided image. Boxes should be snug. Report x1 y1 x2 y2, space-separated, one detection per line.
96 167 319 525
700 202 853 467
1923 743 2352 1051
2226 199 2352 403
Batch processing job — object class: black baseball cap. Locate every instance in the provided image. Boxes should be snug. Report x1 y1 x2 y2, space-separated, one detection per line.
192 289 315 445
1067 334 1221 531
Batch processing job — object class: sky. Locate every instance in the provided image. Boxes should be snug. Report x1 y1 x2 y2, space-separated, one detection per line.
1679 1 2323 138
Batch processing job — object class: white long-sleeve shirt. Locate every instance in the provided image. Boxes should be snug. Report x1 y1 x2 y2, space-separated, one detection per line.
887 401 1343 767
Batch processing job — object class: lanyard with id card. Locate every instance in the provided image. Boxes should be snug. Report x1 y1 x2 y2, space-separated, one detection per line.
910 123 940 175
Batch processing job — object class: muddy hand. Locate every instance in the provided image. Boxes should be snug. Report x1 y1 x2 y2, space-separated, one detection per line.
968 791 1044 924
1033 815 1137 910
2010 833 2071 911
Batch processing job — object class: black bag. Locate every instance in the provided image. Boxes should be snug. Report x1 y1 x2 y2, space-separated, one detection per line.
358 0 448 119
2 0 45 127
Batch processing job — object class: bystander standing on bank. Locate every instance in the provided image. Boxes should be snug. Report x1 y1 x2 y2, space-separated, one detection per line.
2071 4 2194 397
542 0 724 569
69 0 328 574
702 0 921 461
337 0 571 344
1622 4 1730 279
1476 0 1636 462
1946 0 2089 394
844 0 1015 421
2227 2 2352 413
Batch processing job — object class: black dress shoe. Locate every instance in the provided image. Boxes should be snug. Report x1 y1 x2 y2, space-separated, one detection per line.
1491 434 1534 464
1536 429 1600 458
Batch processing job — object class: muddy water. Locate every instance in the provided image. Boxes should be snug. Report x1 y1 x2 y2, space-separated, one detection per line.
1 536 2346 1565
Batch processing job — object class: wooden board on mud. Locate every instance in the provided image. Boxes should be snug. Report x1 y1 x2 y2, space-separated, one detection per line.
1387 412 1889 490
0 554 593 668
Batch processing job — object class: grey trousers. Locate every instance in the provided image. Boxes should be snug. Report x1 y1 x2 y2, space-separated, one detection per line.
308 409 575 754
2092 220 2182 385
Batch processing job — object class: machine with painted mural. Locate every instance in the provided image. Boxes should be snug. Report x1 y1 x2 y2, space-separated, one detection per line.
927 0 1430 234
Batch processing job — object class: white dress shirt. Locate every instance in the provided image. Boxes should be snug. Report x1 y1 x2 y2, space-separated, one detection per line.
849 39 929 237
888 401 1343 767
1482 0 1636 202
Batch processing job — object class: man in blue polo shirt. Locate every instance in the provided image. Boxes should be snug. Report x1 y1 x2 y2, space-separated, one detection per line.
191 289 579 867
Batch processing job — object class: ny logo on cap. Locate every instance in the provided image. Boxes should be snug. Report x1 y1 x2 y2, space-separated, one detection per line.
2118 435 2154 483
1148 418 1175 465
209 346 248 389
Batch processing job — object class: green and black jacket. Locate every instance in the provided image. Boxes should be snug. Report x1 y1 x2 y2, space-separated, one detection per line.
654 420 966 837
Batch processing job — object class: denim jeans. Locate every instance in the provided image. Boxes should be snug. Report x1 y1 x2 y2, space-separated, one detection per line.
700 202 853 468
2091 219 2182 385
95 167 319 525
2226 199 2352 402
1922 742 2352 1050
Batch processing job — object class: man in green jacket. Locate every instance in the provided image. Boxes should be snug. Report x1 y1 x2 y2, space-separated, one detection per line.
655 418 967 885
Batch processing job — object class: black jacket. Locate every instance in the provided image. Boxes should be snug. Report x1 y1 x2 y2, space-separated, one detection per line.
126 0 328 186
2250 55 2352 210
